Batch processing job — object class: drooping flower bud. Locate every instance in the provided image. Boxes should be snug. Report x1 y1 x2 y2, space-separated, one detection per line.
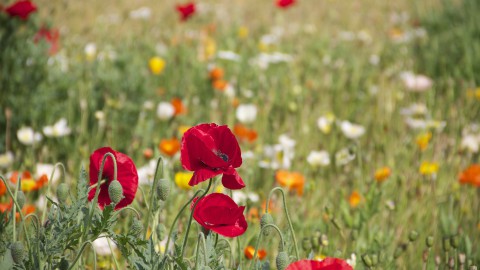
276 251 289 270
260 213 274 237
16 191 26 209
57 183 69 203
108 180 124 204
11 241 24 264
156 223 167 240
131 218 144 236
156 179 170 201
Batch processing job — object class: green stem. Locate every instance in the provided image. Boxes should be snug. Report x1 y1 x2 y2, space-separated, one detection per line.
237 237 242 269
24 213 41 266
181 179 213 257
107 237 120 270
113 206 141 219
12 177 19 242
145 156 163 239
163 189 205 257
194 232 208 269
266 187 300 260
218 238 235 269
42 162 66 224
249 224 285 270
82 152 118 242
68 241 96 270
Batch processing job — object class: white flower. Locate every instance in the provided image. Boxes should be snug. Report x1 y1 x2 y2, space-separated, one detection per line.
346 253 357 268
405 117 427 129
242 150 255 160
426 120 446 132
400 103 428 116
156 102 175 120
236 104 257 124
306 151 330 167
224 84 236 99
137 160 158 185
36 163 62 185
460 134 479 153
217 50 241 61
129 7 151 20
259 136 295 170
0 151 14 169
317 113 335 134
232 191 259 204
92 236 117 256
43 118 71 138
17 127 42 145
143 101 155 110
340 121 365 139
335 148 355 166
250 52 293 69
84 43 97 61
400 71 432 92
279 134 296 148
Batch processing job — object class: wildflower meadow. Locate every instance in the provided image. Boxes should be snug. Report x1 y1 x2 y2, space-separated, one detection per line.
1 0 480 269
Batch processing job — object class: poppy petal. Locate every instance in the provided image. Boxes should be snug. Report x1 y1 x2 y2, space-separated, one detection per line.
222 168 245 190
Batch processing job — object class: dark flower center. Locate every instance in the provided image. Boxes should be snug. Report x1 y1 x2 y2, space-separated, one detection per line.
214 150 229 162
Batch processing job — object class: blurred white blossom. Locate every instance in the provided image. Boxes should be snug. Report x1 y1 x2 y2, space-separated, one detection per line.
156 102 175 120
236 104 257 124
306 150 330 167
43 118 71 138
17 127 42 145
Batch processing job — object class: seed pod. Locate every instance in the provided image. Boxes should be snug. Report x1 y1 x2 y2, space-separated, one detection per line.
156 179 170 201
156 223 167 240
450 235 460 249
16 191 26 209
276 252 289 270
426 236 434 248
108 180 124 204
10 241 24 264
409 230 419 242
58 258 69 270
57 183 69 203
260 213 274 237
442 237 451 252
131 218 143 236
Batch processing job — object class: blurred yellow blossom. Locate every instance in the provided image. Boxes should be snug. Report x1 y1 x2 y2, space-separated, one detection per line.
238 26 249 39
175 172 193 190
149 57 166 75
467 88 480 100
349 191 362 208
419 161 439 176
416 132 432 151
178 125 191 135
214 185 224 193
374 167 391 183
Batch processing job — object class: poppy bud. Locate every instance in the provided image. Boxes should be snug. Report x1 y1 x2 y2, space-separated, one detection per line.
156 179 170 201
450 235 460 249
426 236 434 248
108 180 124 204
442 237 451 252
16 191 26 209
260 213 274 237
362 254 373 267
302 237 312 251
156 223 167 240
58 258 69 270
408 230 419 242
276 251 289 270
131 218 143 236
57 183 69 203
11 241 24 264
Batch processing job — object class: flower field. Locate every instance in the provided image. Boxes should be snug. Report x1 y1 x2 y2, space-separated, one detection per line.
1 0 480 269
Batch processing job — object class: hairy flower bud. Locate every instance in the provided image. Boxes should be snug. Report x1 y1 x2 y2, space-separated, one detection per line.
276 252 289 270
156 179 170 201
16 191 26 209
156 223 167 240
260 213 274 237
10 241 24 264
108 180 124 204
57 183 69 203
131 218 144 236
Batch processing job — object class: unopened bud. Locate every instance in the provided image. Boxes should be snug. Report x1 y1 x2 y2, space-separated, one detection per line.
131 218 143 236
450 235 460 249
156 179 170 201
276 252 289 270
408 230 419 242
108 180 124 204
156 223 167 240
10 242 24 264
443 237 451 252
260 213 274 237
426 236 434 248
16 191 26 209
57 183 69 203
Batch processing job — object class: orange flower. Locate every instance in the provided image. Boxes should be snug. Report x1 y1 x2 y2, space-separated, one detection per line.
232 97 240 108
15 205 36 221
275 170 305 196
171 98 186 115
244 246 267 260
10 171 48 192
234 124 258 143
349 191 362 208
209 67 224 81
143 148 154 159
212 80 228 92
459 164 480 187
0 201 12 213
0 180 6 196
374 167 391 183
416 132 432 151
159 138 181 157
247 207 260 221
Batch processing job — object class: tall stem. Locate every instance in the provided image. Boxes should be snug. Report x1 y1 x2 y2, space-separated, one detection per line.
68 241 96 270
42 162 66 224
266 187 300 260
145 156 163 239
194 232 208 269
248 224 285 270
107 237 120 270
181 179 213 257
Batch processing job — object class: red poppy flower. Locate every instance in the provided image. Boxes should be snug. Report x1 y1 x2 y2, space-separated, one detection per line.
88 147 138 210
276 0 295 8
192 193 247 237
34 27 60 55
5 0 37 20
176 2 196 21
181 123 245 189
286 258 353 270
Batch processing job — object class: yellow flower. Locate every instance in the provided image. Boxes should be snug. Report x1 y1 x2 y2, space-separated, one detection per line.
349 191 362 208
149 57 166 75
204 38 216 60
238 26 249 39
175 172 193 190
314 254 326 261
467 88 480 100
178 125 191 135
21 179 37 192
374 167 391 183
214 185 224 193
419 161 439 176
416 132 432 151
